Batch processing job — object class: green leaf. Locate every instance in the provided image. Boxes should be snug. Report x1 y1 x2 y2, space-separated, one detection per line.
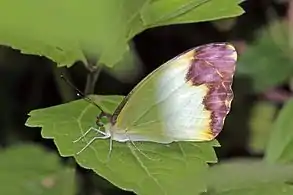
265 98 293 163
141 0 244 27
0 0 148 67
25 95 219 195
104 42 143 83
0 0 243 68
236 21 293 93
140 0 211 25
203 159 293 195
0 144 75 195
248 101 277 153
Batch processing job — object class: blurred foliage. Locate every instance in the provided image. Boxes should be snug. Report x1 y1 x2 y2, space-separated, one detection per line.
104 42 144 83
265 98 293 163
0 144 75 195
236 20 293 93
203 159 293 195
248 101 277 153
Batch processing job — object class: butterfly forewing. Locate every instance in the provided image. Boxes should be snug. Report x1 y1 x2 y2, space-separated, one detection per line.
110 43 237 143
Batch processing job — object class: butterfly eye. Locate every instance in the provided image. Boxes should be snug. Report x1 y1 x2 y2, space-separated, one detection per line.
96 114 110 127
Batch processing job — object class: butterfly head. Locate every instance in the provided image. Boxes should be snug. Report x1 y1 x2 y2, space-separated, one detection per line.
96 111 112 129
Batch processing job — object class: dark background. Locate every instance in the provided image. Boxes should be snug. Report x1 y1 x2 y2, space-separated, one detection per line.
0 0 290 194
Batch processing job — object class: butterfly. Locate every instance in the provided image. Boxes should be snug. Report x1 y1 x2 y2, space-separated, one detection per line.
71 42 237 156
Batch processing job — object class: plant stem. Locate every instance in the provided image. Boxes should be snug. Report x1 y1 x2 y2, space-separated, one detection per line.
84 62 102 95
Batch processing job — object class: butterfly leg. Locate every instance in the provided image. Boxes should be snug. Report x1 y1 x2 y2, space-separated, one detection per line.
73 127 107 143
128 139 158 161
75 133 111 155
105 135 113 163
123 130 157 161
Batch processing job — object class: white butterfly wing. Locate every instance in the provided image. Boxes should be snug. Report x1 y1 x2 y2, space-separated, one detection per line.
110 43 237 143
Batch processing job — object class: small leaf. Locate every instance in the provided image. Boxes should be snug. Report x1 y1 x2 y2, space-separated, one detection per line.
203 159 293 195
265 98 293 163
26 95 219 195
0 144 75 195
236 21 293 93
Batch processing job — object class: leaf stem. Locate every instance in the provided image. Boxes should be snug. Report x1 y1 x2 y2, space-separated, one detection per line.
84 64 102 95
84 68 101 95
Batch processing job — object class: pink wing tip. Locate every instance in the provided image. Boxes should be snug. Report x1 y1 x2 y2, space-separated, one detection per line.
185 43 237 138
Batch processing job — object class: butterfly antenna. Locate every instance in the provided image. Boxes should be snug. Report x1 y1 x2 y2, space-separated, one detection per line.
60 74 105 113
